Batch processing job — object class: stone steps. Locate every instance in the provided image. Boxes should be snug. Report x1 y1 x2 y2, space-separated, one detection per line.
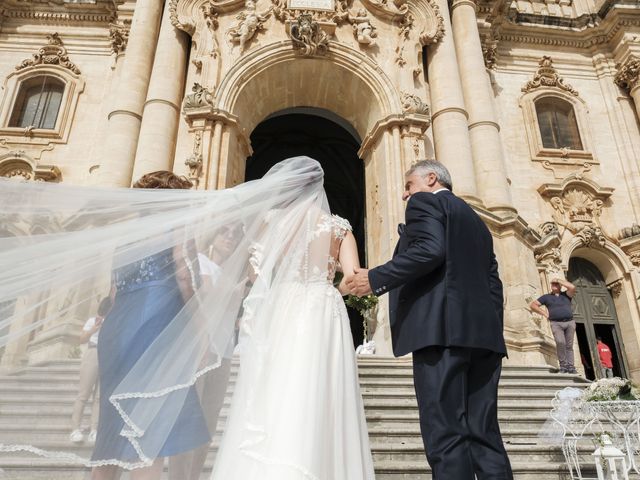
0 358 597 479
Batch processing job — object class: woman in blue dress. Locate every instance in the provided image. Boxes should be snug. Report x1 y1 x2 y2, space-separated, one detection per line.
91 171 211 480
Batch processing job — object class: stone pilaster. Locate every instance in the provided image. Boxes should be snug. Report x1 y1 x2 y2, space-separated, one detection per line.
131 1 189 183
426 0 479 203
97 0 164 187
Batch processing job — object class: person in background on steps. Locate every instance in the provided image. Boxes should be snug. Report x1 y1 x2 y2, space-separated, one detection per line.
597 336 614 378
530 278 577 374
70 297 113 444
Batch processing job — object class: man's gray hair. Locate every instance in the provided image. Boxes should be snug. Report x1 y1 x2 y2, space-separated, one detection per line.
406 160 453 191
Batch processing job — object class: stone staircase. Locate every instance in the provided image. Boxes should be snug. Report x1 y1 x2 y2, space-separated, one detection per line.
0 357 596 479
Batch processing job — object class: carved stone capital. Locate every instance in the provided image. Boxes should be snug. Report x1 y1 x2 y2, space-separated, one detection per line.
522 56 578 96
16 33 81 75
482 38 498 70
109 22 130 56
614 56 640 94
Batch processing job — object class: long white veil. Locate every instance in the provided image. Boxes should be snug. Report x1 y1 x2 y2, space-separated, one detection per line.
0 156 332 471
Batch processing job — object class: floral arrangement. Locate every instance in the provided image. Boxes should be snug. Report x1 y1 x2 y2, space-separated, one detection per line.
584 377 640 402
344 294 379 315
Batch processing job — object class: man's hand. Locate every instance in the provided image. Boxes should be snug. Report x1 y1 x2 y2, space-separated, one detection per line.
345 267 372 296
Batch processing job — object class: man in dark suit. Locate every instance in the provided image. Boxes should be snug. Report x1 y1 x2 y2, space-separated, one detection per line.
347 160 512 479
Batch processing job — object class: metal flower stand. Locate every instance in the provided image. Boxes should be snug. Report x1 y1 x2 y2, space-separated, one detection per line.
549 390 640 479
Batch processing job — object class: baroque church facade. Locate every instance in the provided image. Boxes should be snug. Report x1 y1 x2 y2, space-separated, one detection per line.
1 0 640 383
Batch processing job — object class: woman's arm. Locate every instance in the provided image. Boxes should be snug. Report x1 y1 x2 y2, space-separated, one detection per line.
173 245 197 302
338 231 360 295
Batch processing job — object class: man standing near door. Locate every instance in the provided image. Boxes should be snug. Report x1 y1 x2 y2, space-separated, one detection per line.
530 278 577 374
597 336 614 378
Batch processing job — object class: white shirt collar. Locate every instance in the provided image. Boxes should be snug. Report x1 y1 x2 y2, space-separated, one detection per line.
432 188 449 195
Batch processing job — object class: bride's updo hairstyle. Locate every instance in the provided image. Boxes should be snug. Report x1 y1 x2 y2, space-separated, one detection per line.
133 170 193 190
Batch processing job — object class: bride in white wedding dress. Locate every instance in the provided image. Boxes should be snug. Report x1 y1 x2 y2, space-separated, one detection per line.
0 156 375 480
211 208 376 480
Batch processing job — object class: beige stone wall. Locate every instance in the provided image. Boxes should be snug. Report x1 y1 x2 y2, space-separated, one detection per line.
2 0 640 381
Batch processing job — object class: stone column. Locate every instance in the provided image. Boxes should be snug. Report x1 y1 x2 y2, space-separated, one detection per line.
98 0 164 187
131 1 189 182
427 0 479 203
450 0 514 215
614 56 640 221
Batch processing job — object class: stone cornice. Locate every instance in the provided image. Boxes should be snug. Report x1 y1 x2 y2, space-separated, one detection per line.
358 113 430 158
1 0 121 24
474 206 541 247
487 3 640 49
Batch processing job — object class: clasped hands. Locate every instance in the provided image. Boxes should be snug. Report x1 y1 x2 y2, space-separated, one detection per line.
344 267 373 297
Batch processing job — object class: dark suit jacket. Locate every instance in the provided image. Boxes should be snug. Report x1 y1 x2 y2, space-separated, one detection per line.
368 190 506 357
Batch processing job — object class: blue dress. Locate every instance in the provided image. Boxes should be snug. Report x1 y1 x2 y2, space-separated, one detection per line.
92 250 210 463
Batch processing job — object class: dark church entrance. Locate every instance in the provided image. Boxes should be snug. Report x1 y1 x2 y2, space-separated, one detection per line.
568 257 628 380
245 108 367 348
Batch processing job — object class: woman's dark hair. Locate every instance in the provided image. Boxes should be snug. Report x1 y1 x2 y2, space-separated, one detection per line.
132 171 193 190
97 297 113 317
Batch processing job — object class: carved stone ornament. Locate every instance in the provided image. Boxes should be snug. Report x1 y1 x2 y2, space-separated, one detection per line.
538 174 613 239
521 56 578 96
290 14 330 56
607 279 623 299
630 252 640 267
401 92 430 116
16 33 81 75
183 83 215 110
538 221 559 237
109 22 130 56
349 9 377 46
482 37 498 70
394 12 413 66
618 223 640 240
227 0 272 52
272 0 350 25
185 131 204 187
0 152 61 182
575 225 606 248
614 56 640 94
534 246 562 268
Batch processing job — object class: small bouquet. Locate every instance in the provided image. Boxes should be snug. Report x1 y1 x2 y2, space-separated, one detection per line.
344 294 379 315
584 377 640 402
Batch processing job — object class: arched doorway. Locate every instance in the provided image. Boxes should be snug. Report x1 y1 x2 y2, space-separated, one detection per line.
568 257 628 380
245 109 366 347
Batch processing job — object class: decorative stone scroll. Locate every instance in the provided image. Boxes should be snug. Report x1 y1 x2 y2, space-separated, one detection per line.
16 33 81 75
522 56 578 96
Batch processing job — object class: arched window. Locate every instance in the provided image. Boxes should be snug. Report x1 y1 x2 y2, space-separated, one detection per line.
8 76 65 130
535 97 583 150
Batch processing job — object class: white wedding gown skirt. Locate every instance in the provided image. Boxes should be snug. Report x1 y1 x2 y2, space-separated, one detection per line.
211 281 376 480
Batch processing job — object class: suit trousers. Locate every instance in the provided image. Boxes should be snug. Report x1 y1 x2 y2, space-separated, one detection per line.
412 346 513 480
